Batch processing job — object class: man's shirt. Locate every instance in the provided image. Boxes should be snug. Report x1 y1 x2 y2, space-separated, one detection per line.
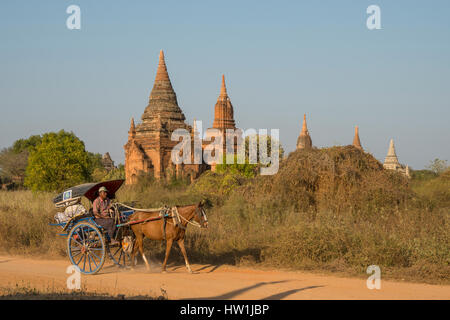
92 196 111 218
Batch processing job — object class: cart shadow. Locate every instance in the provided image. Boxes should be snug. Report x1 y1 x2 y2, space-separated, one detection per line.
261 285 324 299
183 280 323 300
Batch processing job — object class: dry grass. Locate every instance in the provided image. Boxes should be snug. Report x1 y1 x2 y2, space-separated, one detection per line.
0 191 66 256
0 147 448 284
0 282 164 300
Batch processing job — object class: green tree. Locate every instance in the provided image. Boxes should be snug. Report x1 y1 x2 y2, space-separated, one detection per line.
12 135 42 154
24 130 91 192
216 154 257 178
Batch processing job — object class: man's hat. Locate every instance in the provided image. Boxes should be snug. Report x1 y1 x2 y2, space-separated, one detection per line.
98 186 108 193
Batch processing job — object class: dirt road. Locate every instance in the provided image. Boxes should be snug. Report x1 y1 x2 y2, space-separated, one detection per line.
0 255 448 299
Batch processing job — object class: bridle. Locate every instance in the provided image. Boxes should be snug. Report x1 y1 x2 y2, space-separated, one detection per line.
176 205 208 229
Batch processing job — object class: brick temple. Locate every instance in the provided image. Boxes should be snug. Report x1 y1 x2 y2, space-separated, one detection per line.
124 51 238 184
125 50 410 184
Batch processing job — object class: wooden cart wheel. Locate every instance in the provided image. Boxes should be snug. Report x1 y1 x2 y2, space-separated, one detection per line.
67 222 106 275
107 237 133 268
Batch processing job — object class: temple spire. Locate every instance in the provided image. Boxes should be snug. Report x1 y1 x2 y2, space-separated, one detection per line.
302 114 308 134
387 138 397 157
143 50 185 122
155 50 170 81
352 125 362 150
297 114 312 150
383 138 400 170
219 74 228 99
128 117 136 139
212 74 236 130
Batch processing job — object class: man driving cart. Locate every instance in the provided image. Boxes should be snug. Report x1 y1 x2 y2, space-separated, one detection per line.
92 186 119 245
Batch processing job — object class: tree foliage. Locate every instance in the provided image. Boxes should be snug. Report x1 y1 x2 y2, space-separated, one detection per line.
215 154 257 178
12 135 42 154
426 158 448 175
24 130 91 192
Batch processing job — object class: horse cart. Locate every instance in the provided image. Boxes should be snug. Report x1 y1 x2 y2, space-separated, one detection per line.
51 179 208 275
51 179 139 274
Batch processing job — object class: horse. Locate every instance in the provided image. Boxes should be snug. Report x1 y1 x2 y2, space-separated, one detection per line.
129 201 208 273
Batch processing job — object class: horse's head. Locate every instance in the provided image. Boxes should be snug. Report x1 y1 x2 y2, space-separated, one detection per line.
193 200 208 228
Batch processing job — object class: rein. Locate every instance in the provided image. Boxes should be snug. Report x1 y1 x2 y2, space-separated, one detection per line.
173 206 202 229
114 202 205 229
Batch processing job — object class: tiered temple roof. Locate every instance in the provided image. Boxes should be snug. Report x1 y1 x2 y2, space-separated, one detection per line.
139 50 189 134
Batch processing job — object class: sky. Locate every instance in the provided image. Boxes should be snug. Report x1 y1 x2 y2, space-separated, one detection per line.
0 0 449 169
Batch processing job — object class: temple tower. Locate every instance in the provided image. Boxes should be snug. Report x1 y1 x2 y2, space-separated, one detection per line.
352 126 363 150
296 114 312 150
212 75 236 130
383 138 410 178
383 139 401 170
206 75 240 171
124 50 205 184
101 152 115 171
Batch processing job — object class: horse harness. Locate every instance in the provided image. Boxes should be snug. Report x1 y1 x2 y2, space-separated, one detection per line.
115 204 205 240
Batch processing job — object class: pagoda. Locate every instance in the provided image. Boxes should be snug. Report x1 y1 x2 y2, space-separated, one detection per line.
352 126 363 150
124 50 206 184
383 139 410 177
296 114 313 150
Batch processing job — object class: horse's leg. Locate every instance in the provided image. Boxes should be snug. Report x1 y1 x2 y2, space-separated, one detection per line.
130 235 140 269
161 239 173 273
138 237 150 271
177 239 192 273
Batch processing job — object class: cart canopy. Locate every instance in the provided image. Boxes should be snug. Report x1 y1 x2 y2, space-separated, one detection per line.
53 179 125 204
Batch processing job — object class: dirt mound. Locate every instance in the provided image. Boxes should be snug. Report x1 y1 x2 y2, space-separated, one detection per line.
241 146 411 214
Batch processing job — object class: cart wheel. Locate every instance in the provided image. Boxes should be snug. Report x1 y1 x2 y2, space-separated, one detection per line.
67 222 106 275
107 239 132 268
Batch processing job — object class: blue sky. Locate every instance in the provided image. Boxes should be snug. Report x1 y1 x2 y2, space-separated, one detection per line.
0 0 449 169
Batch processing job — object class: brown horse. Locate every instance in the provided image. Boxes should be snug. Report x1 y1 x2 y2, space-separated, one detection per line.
129 202 208 273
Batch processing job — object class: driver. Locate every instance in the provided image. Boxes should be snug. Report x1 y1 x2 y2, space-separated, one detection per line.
93 186 119 245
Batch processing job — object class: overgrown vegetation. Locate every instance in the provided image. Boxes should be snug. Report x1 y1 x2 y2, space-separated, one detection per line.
0 146 448 284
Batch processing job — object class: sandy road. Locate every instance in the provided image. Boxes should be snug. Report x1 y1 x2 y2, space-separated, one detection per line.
0 255 448 299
